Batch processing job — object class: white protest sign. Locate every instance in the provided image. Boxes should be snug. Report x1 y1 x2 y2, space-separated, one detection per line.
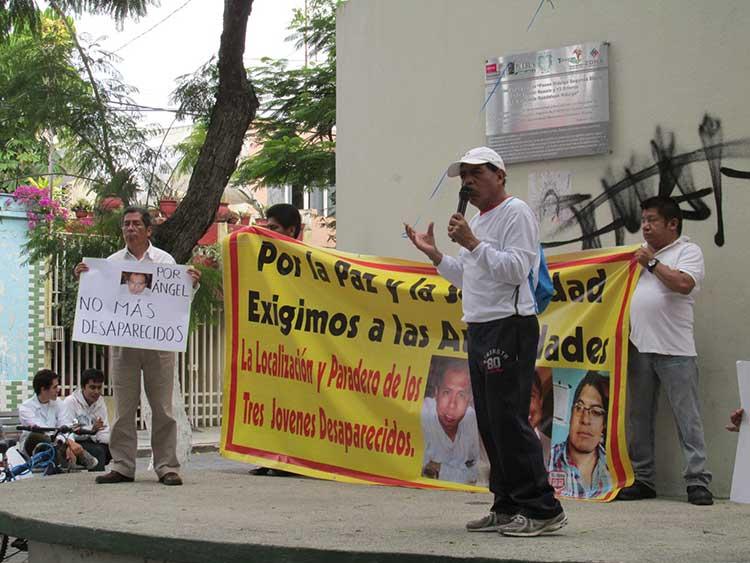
730 361 750 503
72 258 192 352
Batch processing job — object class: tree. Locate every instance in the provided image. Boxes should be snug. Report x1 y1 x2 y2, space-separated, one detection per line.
0 0 153 40
171 0 338 210
3 0 261 263
0 7 166 199
151 0 259 263
0 12 79 189
233 0 337 195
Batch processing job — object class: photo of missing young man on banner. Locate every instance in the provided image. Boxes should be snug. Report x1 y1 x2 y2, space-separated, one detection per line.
120 270 153 295
420 355 482 485
548 369 612 499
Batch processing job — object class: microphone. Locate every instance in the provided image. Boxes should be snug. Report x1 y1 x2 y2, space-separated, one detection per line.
457 185 473 216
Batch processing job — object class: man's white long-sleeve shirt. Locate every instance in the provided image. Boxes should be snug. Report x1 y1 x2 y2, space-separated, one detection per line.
437 197 539 323
18 396 65 451
60 389 111 444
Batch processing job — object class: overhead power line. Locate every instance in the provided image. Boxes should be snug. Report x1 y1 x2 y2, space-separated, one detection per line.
112 0 195 54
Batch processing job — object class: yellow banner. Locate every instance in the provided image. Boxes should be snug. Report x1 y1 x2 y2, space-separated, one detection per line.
221 228 638 498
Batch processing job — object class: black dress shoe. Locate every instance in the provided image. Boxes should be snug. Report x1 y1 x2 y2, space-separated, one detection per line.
687 485 714 505
95 470 134 484
159 472 183 486
616 480 657 500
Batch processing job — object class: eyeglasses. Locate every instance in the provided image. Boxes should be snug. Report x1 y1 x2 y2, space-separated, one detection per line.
573 401 606 420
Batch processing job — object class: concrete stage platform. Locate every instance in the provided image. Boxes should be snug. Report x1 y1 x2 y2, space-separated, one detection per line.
1 470 749 563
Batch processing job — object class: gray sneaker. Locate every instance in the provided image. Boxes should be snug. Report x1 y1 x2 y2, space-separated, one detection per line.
498 512 568 537
79 450 99 470
466 512 515 532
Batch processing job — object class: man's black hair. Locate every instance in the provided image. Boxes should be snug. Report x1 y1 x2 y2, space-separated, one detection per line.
121 206 152 228
33 369 59 396
641 195 683 235
81 368 105 388
571 371 609 413
266 203 302 238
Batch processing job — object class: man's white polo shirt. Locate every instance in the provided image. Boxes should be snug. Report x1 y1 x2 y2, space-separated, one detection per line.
629 236 704 357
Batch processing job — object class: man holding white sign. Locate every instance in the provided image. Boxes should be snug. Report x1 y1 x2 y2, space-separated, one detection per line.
74 207 200 486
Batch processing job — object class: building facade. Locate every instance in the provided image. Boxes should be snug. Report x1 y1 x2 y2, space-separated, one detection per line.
336 0 750 496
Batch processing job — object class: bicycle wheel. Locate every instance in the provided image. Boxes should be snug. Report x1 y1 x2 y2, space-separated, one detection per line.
0 533 8 560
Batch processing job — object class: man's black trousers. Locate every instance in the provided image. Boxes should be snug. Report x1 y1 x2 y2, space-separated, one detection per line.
467 315 561 519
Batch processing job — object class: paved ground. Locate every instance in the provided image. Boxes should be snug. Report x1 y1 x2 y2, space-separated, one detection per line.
1 439 232 563
1 452 750 563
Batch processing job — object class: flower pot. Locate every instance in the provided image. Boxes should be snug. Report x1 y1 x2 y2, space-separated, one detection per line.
214 202 231 222
100 196 124 212
159 198 178 218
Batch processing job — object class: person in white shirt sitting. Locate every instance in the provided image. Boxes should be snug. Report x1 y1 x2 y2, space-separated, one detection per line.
61 368 111 471
18 369 97 470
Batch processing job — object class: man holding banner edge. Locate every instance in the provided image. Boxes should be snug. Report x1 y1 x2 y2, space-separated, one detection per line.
74 207 201 486
405 147 566 537
618 196 713 505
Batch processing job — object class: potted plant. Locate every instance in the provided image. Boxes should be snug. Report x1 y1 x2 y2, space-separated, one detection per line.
72 198 93 219
158 189 182 218
99 195 124 213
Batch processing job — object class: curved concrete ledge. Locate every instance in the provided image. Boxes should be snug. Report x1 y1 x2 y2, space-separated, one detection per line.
0 470 749 563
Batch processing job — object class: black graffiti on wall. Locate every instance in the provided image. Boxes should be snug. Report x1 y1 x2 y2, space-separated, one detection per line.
540 114 750 249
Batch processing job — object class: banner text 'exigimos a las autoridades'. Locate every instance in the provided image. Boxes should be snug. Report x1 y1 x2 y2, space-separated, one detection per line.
221 227 638 499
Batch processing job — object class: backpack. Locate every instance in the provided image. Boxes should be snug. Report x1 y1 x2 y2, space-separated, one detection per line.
528 245 553 314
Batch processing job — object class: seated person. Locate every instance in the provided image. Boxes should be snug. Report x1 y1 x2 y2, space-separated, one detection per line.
18 369 97 470
549 371 612 499
60 368 112 471
421 360 480 484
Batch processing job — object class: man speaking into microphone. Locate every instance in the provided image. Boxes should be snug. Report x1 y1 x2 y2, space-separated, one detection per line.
405 147 565 537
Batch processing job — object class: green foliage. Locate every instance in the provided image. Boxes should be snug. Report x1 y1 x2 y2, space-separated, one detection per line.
233 0 338 191
0 0 155 40
14 190 222 330
172 121 206 178
71 197 91 211
235 135 334 190
0 9 168 200
188 263 223 331
171 0 340 194
0 13 76 190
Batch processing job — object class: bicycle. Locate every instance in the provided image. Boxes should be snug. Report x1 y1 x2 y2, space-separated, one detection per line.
0 424 97 561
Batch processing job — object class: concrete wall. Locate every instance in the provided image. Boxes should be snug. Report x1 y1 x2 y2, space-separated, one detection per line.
336 0 750 496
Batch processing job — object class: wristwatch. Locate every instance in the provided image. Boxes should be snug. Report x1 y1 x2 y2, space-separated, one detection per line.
646 258 659 273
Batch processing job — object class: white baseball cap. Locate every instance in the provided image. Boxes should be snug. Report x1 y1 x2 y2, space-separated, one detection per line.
446 146 506 177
